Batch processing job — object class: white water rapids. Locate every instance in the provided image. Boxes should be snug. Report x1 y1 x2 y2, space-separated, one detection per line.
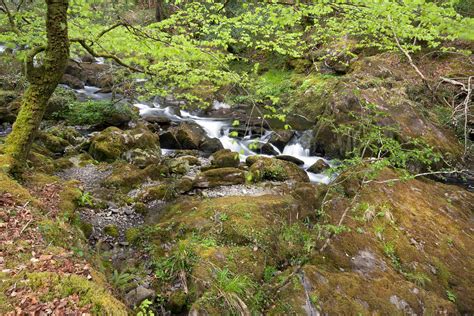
135 102 332 184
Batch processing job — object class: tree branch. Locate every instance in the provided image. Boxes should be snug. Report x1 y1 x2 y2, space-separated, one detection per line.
95 22 128 41
24 45 46 82
388 15 432 92
70 38 144 73
0 0 19 34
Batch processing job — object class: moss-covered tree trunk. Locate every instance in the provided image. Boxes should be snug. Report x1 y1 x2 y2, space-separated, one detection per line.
3 0 69 174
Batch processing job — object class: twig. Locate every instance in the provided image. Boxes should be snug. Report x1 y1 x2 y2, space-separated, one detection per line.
388 15 431 92
362 169 467 185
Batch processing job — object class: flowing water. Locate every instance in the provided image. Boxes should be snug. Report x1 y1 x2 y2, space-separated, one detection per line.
134 102 332 184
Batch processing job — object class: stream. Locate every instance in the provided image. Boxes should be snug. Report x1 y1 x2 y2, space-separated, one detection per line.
73 84 332 184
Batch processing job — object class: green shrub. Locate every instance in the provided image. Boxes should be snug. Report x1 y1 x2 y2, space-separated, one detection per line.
58 100 137 126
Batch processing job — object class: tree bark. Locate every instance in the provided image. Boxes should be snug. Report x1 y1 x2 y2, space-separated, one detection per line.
3 0 69 174
155 0 167 22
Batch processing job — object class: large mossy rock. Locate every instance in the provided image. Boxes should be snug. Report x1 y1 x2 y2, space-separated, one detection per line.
89 124 160 165
193 167 245 188
247 156 309 183
210 149 240 168
299 55 464 163
275 168 473 315
159 122 223 153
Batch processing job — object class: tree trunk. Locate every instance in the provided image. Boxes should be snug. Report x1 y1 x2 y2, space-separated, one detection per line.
155 0 167 22
3 0 69 174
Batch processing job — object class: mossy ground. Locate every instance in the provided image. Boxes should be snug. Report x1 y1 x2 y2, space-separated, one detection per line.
0 171 128 314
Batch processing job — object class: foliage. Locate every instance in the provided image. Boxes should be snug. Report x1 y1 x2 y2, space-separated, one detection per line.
154 240 197 281
57 100 136 126
136 299 155 316
209 267 260 314
110 269 134 293
77 191 94 207
323 102 443 181
1 0 471 108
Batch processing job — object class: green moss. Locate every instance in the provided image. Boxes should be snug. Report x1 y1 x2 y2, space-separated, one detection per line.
79 221 93 239
89 127 126 162
0 172 33 204
249 157 309 182
26 272 127 314
103 225 119 238
125 227 141 244
38 219 85 248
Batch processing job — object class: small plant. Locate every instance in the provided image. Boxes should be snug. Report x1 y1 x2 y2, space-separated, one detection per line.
263 266 277 282
154 241 197 284
446 289 456 303
211 267 257 314
404 271 431 287
136 299 155 316
77 191 94 207
110 269 134 293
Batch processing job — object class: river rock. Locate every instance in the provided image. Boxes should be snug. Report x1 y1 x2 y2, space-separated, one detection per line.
0 90 19 123
89 124 160 164
268 130 295 151
210 149 240 168
125 285 156 308
64 60 113 88
194 168 245 188
249 157 309 183
60 73 85 89
307 159 330 173
160 122 223 153
276 155 304 166
200 137 224 154
254 142 279 156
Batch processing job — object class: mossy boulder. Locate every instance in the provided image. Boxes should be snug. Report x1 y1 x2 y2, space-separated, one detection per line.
210 149 240 168
194 167 245 188
159 122 223 153
316 168 474 313
303 55 464 163
89 127 126 161
307 159 330 173
89 124 160 165
103 162 166 192
138 183 177 202
248 157 309 183
36 131 71 155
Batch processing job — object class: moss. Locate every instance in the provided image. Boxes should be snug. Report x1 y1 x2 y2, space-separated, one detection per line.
26 272 127 314
89 127 126 162
134 202 147 215
36 131 70 154
167 290 188 313
38 219 86 249
79 221 93 239
211 149 240 168
0 172 33 204
125 227 141 244
139 183 176 202
249 157 309 182
59 100 137 126
103 225 119 238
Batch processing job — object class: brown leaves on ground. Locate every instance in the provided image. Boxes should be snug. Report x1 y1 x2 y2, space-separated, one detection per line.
1 183 93 315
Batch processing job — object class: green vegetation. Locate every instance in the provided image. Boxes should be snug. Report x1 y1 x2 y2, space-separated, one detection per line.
58 100 137 126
